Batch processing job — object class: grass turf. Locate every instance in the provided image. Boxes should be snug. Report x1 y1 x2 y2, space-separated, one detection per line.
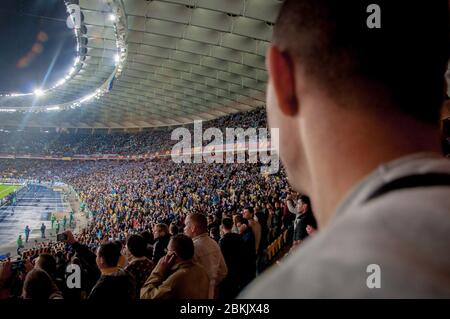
0 184 19 200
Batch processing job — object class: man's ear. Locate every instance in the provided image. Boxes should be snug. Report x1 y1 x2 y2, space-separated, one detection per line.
267 46 299 116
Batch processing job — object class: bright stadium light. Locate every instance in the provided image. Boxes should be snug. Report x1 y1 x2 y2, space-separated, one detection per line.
34 89 44 96
114 54 120 63
46 106 60 111
109 14 117 22
57 79 67 86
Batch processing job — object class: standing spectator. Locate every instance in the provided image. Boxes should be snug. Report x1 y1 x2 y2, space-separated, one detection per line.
62 230 136 300
17 235 24 255
184 213 228 299
209 227 220 243
140 231 154 260
125 234 154 294
55 220 60 235
63 216 67 231
290 195 317 247
51 214 56 229
152 223 170 264
169 223 179 236
272 201 282 237
22 269 57 300
0 261 13 299
89 242 136 300
40 223 46 239
231 214 240 234
219 217 244 299
24 226 31 243
235 216 256 288
34 254 64 299
141 234 209 299
282 197 296 242
69 211 74 227
243 207 261 255
207 215 219 233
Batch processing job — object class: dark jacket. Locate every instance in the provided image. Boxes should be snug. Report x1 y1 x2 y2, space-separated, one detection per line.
219 232 244 299
293 210 317 241
152 234 170 264
125 257 154 295
71 242 136 299
71 242 101 293
88 268 136 300
240 228 256 287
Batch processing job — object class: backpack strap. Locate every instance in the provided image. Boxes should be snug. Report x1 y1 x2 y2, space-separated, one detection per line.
365 173 450 202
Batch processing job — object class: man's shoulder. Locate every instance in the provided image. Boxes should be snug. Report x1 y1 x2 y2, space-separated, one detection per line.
241 187 450 298
222 233 241 241
194 234 221 255
175 261 207 275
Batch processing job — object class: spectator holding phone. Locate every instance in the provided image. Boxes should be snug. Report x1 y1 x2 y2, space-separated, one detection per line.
140 234 209 299
0 258 34 299
61 230 136 300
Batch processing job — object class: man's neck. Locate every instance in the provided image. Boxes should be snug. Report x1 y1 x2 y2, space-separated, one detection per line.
100 266 120 275
304 98 441 227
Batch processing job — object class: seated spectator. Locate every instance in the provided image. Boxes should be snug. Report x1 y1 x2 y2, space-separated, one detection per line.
152 223 170 264
140 234 209 299
219 217 245 299
125 234 155 294
184 213 227 299
22 269 61 300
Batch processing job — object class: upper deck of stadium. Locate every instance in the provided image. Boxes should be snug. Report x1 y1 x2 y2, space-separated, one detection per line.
0 0 284 129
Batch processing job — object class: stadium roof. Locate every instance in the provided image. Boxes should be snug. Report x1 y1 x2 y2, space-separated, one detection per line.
0 0 283 129
1 0 449 129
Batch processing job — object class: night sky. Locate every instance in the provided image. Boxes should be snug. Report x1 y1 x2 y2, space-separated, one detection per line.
0 0 76 94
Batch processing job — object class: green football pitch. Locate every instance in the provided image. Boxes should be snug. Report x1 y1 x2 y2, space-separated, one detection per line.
0 184 19 200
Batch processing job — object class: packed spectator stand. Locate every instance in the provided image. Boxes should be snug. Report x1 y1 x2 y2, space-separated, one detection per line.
0 108 267 156
0 108 316 300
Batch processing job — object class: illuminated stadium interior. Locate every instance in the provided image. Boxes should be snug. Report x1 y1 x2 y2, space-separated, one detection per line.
0 0 449 305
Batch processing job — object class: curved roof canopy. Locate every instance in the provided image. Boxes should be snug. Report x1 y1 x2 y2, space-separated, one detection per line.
0 0 283 128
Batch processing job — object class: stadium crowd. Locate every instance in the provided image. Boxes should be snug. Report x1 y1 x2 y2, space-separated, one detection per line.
0 108 267 156
0 107 316 300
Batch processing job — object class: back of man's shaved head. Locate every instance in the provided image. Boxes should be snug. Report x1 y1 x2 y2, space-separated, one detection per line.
274 0 449 124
